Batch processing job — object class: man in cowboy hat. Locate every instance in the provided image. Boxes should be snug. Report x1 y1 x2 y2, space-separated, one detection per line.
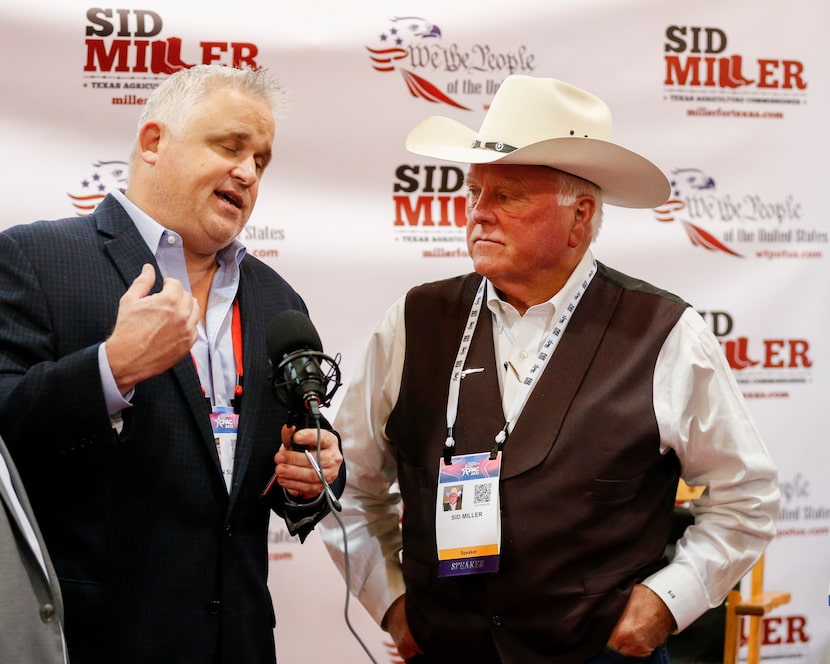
443 486 462 511
320 75 778 663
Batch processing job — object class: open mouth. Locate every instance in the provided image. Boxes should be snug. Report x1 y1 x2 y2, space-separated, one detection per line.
215 190 242 209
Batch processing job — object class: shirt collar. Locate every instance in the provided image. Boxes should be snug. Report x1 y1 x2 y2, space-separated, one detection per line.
110 188 246 267
485 249 595 324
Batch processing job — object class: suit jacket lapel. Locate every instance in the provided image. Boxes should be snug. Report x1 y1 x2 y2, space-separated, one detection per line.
96 195 161 289
95 195 218 474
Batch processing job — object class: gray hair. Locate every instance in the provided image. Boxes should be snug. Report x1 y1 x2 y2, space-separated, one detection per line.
551 169 604 240
129 64 287 163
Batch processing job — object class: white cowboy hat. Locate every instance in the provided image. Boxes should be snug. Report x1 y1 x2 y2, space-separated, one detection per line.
405 75 669 208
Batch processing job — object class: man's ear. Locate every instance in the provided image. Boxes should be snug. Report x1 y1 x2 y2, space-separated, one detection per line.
569 195 596 247
136 121 163 166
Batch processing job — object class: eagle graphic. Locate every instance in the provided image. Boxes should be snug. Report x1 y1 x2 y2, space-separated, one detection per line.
654 167 743 258
366 16 471 111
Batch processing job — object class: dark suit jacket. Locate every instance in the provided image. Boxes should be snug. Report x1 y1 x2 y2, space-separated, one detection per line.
0 195 344 664
0 435 66 664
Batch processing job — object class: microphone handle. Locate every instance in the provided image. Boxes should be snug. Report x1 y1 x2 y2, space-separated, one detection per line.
286 407 319 432
260 402 323 497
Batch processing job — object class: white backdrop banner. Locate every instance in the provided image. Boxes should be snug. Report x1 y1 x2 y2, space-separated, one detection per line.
1 1 828 662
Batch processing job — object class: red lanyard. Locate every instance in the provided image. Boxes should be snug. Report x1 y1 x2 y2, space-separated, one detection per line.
230 299 243 409
192 299 244 412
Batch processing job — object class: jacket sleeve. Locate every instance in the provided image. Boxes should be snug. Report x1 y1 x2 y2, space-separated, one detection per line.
0 231 118 459
273 419 346 542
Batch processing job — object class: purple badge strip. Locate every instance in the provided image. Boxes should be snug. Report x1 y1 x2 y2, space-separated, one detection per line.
438 555 500 577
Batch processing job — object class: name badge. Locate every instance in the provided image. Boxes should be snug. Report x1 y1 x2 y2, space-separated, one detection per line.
435 451 502 577
210 406 238 493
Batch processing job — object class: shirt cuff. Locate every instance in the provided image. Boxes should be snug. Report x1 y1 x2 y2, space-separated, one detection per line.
641 562 712 632
99 342 133 415
283 488 325 508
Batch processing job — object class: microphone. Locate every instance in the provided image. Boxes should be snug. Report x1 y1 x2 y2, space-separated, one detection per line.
266 310 341 424
261 310 342 504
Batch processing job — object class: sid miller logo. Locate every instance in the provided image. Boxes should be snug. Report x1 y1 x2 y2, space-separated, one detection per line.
700 310 812 382
84 8 261 77
393 163 466 230
663 25 806 95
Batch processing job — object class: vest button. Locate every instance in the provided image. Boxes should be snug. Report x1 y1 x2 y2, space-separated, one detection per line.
491 615 501 627
207 600 221 615
40 603 55 622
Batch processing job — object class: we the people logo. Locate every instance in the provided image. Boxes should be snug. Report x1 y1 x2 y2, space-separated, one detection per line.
83 8 262 106
366 15 536 111
653 167 825 261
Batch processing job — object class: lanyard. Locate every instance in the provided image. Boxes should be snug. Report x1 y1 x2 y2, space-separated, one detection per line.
443 261 597 465
230 298 244 411
192 299 244 412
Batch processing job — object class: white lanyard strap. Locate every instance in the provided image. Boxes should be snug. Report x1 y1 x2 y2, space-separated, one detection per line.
444 278 487 461
443 261 597 463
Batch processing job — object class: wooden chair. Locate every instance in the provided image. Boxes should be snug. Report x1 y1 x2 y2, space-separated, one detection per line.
675 478 705 504
673 482 789 664
723 553 791 664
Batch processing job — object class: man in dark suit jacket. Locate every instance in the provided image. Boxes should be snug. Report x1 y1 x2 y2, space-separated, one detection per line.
1 435 67 664
0 64 344 663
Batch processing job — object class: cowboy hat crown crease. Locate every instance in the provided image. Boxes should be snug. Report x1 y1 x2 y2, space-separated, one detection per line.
476 75 613 147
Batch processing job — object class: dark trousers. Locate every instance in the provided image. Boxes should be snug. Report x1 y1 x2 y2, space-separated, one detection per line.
586 645 670 664
406 645 670 664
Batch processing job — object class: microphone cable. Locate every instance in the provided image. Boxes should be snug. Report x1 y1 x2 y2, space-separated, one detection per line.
304 409 379 664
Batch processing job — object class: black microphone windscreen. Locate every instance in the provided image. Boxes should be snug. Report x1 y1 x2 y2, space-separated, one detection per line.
266 310 323 362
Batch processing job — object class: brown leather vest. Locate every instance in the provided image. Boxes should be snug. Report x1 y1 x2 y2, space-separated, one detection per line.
386 263 687 663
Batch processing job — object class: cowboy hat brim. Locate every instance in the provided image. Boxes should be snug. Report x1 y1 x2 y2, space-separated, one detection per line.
406 115 670 209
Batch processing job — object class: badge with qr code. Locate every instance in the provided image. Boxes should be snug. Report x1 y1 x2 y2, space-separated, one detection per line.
435 451 502 577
